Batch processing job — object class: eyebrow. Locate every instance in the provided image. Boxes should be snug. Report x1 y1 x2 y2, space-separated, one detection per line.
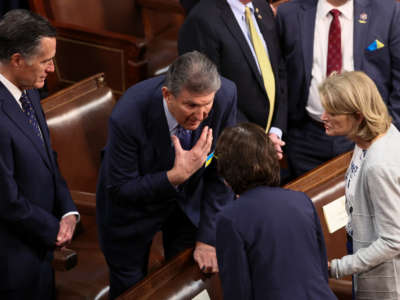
41 57 54 63
184 99 213 106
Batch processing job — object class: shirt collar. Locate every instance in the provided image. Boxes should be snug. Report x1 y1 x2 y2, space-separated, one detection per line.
227 0 254 16
318 0 353 21
0 72 23 101
162 97 178 133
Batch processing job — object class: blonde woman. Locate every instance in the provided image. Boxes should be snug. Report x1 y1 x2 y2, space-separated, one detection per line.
320 71 400 299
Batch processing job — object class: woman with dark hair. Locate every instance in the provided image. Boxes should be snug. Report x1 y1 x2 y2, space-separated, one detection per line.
215 123 336 300
320 71 400 299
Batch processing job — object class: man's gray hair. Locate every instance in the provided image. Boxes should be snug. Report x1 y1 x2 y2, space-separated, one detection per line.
164 51 221 96
0 9 56 63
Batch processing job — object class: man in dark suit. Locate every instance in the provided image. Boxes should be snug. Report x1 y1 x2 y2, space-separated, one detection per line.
96 51 237 299
178 0 287 160
0 10 78 300
215 123 336 300
180 0 200 14
277 0 400 178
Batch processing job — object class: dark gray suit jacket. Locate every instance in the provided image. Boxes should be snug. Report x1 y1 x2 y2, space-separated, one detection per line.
179 0 288 132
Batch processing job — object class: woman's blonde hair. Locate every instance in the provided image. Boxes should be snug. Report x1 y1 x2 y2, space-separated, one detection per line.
319 71 391 141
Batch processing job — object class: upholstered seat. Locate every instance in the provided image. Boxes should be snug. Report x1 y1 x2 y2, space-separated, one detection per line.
29 0 184 97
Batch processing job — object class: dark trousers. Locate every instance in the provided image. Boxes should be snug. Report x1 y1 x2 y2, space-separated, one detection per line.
0 260 54 300
286 118 354 179
107 204 197 299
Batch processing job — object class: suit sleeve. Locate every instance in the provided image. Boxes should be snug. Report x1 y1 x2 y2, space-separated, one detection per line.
105 117 177 205
178 12 221 70
388 2 400 129
197 81 237 245
271 50 288 134
311 197 330 281
0 131 59 247
37 101 77 218
51 150 78 218
216 213 253 300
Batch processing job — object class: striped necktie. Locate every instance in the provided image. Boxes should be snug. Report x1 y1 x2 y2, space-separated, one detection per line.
245 6 275 132
20 92 44 144
176 125 192 150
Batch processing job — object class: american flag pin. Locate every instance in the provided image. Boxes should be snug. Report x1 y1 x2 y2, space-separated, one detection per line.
360 13 368 21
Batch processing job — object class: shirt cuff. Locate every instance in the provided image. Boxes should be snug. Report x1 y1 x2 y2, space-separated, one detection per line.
269 127 282 139
62 211 80 223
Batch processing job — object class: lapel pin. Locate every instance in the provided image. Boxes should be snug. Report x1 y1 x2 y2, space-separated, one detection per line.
358 12 368 24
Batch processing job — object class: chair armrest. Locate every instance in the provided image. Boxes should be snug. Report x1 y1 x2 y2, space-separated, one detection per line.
49 21 148 94
70 190 97 216
329 278 352 300
52 20 147 60
53 247 78 272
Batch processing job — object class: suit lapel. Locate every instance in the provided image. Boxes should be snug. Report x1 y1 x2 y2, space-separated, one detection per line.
0 84 52 171
353 0 371 70
300 1 317 86
147 88 175 171
28 89 55 169
254 1 280 83
218 0 265 92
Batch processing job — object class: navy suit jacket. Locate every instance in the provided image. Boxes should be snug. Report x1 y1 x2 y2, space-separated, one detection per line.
277 0 400 129
96 75 237 265
180 0 199 14
178 0 288 132
0 83 76 291
216 186 337 300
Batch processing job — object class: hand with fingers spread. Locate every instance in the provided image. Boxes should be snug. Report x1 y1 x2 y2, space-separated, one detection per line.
269 133 285 160
193 241 219 274
167 126 213 186
56 214 77 247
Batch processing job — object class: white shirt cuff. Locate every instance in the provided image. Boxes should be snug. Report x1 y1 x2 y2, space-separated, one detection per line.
62 211 80 223
269 127 282 139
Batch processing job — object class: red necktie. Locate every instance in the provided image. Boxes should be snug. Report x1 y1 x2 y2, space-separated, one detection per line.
327 9 342 77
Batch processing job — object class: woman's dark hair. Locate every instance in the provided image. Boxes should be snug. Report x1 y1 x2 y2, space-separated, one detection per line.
215 123 280 195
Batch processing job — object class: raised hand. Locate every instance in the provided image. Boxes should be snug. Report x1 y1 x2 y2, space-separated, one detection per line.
167 126 213 186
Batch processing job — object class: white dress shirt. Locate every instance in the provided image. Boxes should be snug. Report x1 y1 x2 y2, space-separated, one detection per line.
163 97 181 136
227 0 281 137
306 0 354 121
0 72 23 109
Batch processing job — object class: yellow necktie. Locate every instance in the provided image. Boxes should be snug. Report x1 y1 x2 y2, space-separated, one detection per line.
245 6 275 132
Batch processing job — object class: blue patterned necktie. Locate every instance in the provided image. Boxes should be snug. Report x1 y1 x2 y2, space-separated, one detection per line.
176 125 192 150
20 92 44 144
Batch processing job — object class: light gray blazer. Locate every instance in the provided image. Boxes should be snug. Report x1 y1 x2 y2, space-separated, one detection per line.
331 124 400 299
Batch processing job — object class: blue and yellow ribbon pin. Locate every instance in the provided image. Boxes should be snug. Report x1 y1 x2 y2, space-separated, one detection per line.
367 39 385 51
205 151 214 168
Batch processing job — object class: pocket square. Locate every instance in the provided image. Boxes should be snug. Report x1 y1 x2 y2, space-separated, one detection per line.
367 39 385 51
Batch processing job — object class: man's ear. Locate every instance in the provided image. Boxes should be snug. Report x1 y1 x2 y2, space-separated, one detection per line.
161 86 171 103
10 53 25 69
